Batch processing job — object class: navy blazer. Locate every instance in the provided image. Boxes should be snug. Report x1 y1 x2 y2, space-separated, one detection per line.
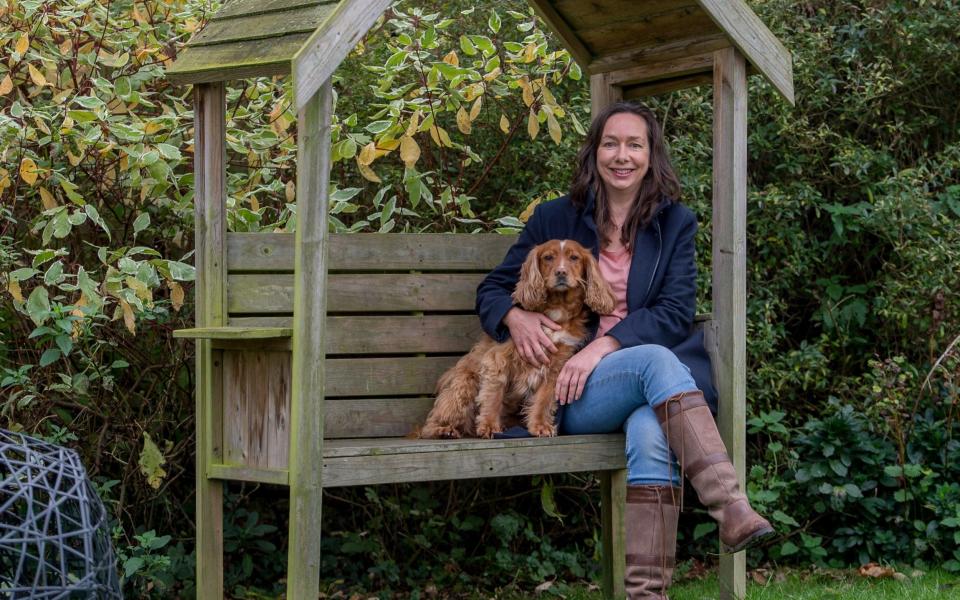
476 192 718 411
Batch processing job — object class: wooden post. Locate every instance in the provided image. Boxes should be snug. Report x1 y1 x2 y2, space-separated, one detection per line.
590 73 623 113
286 79 334 600
712 47 748 600
599 469 626 600
590 80 625 600
194 82 227 599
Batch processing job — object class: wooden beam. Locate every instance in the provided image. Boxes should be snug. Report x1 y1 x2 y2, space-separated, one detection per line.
590 73 623 116
696 0 794 105
527 0 592 71
600 469 627 600
292 0 393 110
588 33 729 75
622 72 714 100
606 51 714 87
286 79 334 600
193 82 227 600
712 47 748 600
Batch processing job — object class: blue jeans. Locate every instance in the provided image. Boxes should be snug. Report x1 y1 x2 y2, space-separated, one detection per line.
559 344 698 486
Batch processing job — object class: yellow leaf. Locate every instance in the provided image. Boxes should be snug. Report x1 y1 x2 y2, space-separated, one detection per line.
138 432 167 489
59 39 73 54
357 160 381 183
170 281 184 312
463 83 483 102
0 173 10 190
429 124 441 146
19 157 38 185
34 116 50 135
71 294 87 339
358 141 377 166
0 75 12 96
28 64 46 87
442 50 459 67
132 4 148 24
249 195 260 211
405 111 420 138
483 67 501 82
120 298 136 335
39 186 57 209
522 43 537 63
7 279 23 303
527 109 540 140
378 138 401 151
519 196 542 223
285 179 295 202
546 110 562 145
67 151 82 166
542 86 557 108
437 126 453 147
400 135 420 168
60 115 73 133
119 154 128 171
125 276 152 303
143 121 163 135
469 97 482 121
15 34 28 55
456 106 471 135
521 79 534 107
500 114 510 134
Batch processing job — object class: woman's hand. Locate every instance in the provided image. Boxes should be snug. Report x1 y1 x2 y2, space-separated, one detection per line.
556 336 621 405
504 307 561 366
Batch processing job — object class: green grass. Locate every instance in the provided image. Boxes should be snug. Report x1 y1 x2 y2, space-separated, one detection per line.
509 569 960 600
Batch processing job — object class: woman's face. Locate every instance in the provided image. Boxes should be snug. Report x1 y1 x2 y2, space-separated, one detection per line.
595 112 650 201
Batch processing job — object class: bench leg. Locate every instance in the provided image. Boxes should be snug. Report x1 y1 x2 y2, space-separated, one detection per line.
196 479 224 598
600 469 626 599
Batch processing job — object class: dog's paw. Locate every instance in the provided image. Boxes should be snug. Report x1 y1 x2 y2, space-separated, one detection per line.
421 425 462 439
476 421 502 439
528 421 557 438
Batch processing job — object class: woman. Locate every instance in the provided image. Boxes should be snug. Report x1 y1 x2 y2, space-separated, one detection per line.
476 102 773 598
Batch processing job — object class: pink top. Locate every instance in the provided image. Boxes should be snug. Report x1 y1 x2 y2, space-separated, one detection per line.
597 247 631 338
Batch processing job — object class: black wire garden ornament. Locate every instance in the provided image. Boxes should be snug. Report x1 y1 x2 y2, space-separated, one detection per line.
1 429 122 599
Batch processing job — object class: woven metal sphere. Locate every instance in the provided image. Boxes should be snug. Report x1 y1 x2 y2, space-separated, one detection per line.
1 429 122 599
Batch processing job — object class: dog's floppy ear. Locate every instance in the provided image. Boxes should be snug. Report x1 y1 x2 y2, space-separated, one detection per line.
512 244 546 311
584 249 616 315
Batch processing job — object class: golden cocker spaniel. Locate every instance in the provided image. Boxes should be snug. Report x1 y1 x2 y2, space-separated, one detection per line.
420 239 616 439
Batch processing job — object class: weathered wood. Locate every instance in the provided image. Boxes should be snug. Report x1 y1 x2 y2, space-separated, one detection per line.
606 51 714 87
227 273 485 314
591 73 623 116
292 0 393 110
696 0 794 105
214 0 336 21
623 73 714 99
324 397 435 438
600 469 627 600
326 356 459 397
193 81 226 600
226 232 517 273
589 33 730 75
208 463 290 486
166 34 308 85
222 351 291 470
174 326 292 339
553 0 695 31
321 434 627 487
287 80 333 600
577 7 718 58
188 3 337 48
713 47 748 600
527 0 593 69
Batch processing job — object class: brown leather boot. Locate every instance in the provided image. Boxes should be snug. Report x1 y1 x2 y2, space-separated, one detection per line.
625 485 680 599
655 391 775 553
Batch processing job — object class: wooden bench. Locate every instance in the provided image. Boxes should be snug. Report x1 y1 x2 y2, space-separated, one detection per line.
176 231 706 597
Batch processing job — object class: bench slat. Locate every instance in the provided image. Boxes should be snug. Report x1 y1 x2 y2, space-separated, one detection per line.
228 273 484 313
324 397 434 438
326 356 458 397
321 434 627 487
228 232 517 273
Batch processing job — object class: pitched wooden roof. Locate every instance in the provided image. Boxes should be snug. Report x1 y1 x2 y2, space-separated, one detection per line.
167 0 792 108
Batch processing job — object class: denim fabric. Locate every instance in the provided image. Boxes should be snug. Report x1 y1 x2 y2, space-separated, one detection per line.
559 344 698 486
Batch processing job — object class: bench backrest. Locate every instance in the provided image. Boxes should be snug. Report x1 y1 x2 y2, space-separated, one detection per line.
217 233 515 469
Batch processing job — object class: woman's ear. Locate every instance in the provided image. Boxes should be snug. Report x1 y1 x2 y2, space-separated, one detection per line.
584 251 616 315
512 245 546 311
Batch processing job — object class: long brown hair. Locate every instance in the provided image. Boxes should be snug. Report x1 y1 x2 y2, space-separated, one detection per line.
570 102 681 249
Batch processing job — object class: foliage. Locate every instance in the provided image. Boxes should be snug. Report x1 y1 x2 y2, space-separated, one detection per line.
1 0 959 596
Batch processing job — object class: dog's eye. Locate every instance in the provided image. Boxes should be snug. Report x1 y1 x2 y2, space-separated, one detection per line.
543 254 554 262
569 254 580 261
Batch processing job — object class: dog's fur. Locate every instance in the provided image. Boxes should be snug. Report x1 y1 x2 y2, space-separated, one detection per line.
420 240 616 439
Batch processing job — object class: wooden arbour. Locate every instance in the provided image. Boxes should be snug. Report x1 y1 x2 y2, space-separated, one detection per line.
167 1 793 598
